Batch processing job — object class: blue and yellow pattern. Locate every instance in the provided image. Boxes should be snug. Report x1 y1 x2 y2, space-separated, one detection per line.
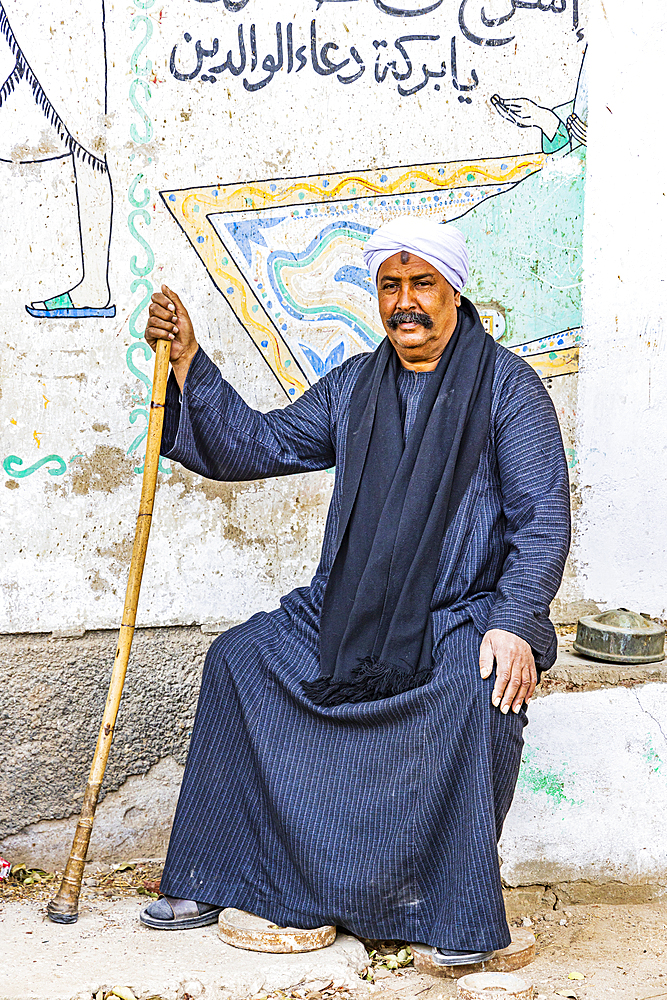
162 149 582 398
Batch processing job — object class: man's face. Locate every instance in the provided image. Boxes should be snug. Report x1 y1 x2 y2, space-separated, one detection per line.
376 252 461 370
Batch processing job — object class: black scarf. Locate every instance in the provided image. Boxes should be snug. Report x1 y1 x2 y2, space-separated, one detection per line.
302 297 497 707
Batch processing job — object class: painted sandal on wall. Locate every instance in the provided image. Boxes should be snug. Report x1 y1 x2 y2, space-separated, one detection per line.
26 292 116 319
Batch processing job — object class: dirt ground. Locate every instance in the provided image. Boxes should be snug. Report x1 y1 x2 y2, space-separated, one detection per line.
1 864 665 1000
398 900 667 1000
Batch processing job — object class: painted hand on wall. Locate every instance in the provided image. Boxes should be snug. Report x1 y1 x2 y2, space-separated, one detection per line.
490 95 562 142
566 112 587 146
490 48 587 153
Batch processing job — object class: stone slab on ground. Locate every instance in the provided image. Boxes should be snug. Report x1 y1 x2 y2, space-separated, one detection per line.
0 897 368 1000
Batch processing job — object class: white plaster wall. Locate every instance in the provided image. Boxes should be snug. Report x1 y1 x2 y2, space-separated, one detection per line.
577 1 667 617
501 683 667 887
0 0 586 633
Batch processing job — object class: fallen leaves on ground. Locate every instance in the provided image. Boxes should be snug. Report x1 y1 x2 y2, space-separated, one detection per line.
0 861 164 902
82 862 165 900
0 865 55 898
7 864 54 886
243 982 358 1000
358 941 413 982
142 877 162 895
93 989 143 1000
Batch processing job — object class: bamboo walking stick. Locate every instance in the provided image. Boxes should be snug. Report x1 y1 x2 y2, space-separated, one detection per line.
48 338 172 924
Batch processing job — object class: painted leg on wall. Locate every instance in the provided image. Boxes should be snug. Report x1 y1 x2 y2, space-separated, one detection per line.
27 154 115 319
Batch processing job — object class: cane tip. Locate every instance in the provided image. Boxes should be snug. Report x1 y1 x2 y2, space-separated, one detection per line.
47 900 79 924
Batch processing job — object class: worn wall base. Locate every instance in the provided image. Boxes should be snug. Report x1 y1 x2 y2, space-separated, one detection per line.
0 626 212 842
536 646 667 697
499 683 667 890
0 756 183 869
501 882 666 922
2 629 667 887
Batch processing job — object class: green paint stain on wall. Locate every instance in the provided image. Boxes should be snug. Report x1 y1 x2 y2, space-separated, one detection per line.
525 768 567 803
518 749 579 807
642 738 664 774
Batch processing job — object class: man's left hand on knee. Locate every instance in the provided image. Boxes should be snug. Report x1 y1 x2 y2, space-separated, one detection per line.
479 628 537 714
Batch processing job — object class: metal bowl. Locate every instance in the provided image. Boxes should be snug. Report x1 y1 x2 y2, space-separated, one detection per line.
573 608 665 664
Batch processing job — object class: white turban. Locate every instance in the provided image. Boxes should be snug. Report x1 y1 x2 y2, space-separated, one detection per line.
363 216 469 291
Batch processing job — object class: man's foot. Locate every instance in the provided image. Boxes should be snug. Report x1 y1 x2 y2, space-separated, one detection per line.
139 894 223 930
431 946 495 966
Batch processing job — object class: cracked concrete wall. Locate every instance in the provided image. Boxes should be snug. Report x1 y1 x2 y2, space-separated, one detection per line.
2 624 667 891
0 628 207 841
0 757 184 867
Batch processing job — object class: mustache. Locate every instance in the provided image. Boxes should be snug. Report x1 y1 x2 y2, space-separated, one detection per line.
387 310 434 330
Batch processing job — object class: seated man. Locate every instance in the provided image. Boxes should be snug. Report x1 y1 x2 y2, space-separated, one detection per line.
140 217 570 966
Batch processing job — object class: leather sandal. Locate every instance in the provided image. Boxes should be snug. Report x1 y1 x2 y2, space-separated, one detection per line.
139 894 223 930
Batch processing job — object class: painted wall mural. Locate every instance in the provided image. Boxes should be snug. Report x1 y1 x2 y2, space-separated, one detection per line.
163 8 586 399
0 0 586 632
0 1 114 319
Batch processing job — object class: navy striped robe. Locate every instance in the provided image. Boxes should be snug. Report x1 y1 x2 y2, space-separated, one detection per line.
158 343 570 952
